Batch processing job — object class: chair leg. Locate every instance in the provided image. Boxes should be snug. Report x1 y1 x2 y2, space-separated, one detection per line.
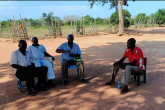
19 80 22 92
134 75 136 80
144 75 146 83
77 68 80 79
61 67 64 84
137 76 140 86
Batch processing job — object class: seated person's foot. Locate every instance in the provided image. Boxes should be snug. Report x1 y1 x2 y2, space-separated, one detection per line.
36 83 49 91
120 86 129 94
47 79 56 86
104 80 115 85
26 88 35 96
80 78 90 83
62 80 69 86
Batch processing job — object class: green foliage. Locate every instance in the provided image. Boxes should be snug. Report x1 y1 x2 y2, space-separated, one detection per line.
135 13 146 24
110 9 131 28
155 9 165 26
84 14 94 26
88 0 133 10
130 18 134 25
1 21 7 27
96 17 104 25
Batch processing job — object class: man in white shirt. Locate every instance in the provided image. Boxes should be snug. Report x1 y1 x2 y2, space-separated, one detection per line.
10 40 48 96
27 37 56 86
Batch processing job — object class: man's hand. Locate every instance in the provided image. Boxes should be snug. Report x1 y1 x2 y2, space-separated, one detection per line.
52 56 55 61
69 53 74 57
113 62 122 66
65 50 70 53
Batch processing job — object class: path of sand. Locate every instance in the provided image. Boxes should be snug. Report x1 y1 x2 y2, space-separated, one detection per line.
0 27 165 110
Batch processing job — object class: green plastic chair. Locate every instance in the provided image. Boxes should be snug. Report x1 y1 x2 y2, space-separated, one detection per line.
130 58 147 86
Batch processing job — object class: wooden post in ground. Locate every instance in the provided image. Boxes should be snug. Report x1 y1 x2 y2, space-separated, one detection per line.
0 22 1 36
70 13 73 34
50 13 53 40
19 13 24 27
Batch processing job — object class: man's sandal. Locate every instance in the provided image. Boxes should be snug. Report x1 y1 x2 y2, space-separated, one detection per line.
104 81 115 85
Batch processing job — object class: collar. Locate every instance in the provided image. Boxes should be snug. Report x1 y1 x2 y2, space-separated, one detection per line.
18 49 28 54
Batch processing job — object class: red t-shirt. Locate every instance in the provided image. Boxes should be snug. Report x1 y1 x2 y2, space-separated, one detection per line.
123 46 145 70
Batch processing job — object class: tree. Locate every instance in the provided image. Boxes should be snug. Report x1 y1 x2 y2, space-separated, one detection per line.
155 9 165 26
42 13 47 18
135 13 146 24
84 14 94 25
110 9 131 28
89 0 135 35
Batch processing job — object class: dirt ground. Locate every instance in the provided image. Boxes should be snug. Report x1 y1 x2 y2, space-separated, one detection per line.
0 27 165 110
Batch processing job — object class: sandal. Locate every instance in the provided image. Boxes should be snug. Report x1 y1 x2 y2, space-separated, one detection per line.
120 87 129 94
104 81 115 85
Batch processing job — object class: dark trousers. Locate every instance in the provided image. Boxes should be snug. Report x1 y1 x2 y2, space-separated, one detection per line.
62 59 85 80
16 66 48 89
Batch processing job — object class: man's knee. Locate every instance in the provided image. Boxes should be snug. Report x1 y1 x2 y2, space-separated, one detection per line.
125 65 132 71
42 66 48 72
76 60 84 65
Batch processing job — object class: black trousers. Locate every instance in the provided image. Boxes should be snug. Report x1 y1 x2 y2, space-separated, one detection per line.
16 66 48 89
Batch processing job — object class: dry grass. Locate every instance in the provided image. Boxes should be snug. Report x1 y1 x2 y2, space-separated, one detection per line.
0 24 159 38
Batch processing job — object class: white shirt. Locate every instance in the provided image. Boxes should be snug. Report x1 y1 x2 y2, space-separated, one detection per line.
27 45 46 60
10 49 33 73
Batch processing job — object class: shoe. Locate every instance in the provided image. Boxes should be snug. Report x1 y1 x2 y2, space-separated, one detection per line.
61 80 69 86
120 87 129 94
26 89 35 96
36 83 49 91
47 80 56 86
80 79 90 83
104 81 115 85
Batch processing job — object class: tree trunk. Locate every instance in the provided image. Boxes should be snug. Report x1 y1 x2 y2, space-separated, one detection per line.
118 1 124 35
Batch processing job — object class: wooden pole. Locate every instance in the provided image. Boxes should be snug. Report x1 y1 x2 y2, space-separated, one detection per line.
70 13 73 34
0 22 1 36
51 13 53 40
13 15 16 42
19 13 24 27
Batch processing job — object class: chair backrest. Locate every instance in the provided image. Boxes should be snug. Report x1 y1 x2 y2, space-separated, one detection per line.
144 57 147 72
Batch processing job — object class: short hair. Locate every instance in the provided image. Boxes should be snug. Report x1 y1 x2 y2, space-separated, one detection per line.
68 34 74 38
19 40 26 45
32 37 38 40
128 38 136 44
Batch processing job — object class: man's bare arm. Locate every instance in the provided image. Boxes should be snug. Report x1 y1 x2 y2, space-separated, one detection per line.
56 49 70 53
44 52 55 61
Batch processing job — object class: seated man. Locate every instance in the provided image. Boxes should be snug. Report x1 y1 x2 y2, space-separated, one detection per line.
27 37 56 86
10 40 48 96
56 34 89 85
105 38 145 94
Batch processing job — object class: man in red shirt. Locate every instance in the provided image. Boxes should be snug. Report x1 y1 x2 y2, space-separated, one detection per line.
105 38 145 94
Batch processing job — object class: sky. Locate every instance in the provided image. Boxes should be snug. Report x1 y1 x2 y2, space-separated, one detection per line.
0 1 165 21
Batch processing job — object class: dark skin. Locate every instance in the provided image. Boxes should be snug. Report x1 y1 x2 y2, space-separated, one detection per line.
10 40 35 69
113 40 138 68
56 36 80 58
32 37 55 61
110 40 138 92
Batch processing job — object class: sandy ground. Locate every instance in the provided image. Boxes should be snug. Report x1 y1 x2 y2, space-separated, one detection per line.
0 27 165 110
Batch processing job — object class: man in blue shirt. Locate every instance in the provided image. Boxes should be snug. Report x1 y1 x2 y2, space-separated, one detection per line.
56 34 89 85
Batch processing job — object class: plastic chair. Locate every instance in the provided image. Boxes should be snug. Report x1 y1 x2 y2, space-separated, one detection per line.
17 57 53 92
130 58 147 86
61 53 80 84
17 78 35 92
